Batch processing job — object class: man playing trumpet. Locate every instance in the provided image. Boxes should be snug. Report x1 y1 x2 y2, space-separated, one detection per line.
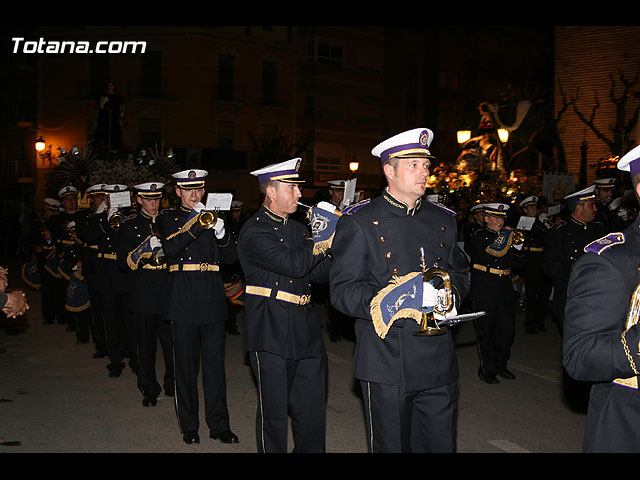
157 169 238 446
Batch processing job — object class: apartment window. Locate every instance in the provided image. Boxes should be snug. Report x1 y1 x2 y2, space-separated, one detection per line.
217 54 235 101
140 51 162 98
317 43 342 66
217 120 235 150
139 118 162 149
306 40 342 66
315 156 341 171
262 61 277 106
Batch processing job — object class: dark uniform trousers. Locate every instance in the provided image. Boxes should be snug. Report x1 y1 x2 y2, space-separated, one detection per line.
238 205 332 453
158 205 236 436
79 210 134 373
330 192 469 453
523 220 552 331
38 243 58 323
116 211 174 398
564 217 640 452
466 227 526 377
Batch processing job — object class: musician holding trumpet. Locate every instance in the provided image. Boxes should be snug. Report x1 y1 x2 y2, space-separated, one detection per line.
157 169 238 446
238 158 333 453
465 202 526 384
330 128 470 453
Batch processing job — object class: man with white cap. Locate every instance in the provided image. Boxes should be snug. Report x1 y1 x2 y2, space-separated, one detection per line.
237 158 333 453
593 177 623 232
563 144 640 452
543 185 604 337
330 128 470 452
519 195 552 334
46 185 81 329
117 182 174 408
466 202 526 384
157 169 238 446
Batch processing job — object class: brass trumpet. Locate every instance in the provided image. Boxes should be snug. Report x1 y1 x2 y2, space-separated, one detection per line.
511 229 525 245
414 248 455 337
197 209 219 229
108 210 124 230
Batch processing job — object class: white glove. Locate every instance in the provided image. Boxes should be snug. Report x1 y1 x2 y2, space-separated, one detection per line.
213 217 225 239
316 201 337 214
149 236 162 250
108 206 119 219
66 221 76 230
193 202 205 213
95 202 107 214
422 282 438 308
513 242 523 251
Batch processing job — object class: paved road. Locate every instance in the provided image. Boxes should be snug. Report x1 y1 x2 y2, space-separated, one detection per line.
0 259 587 453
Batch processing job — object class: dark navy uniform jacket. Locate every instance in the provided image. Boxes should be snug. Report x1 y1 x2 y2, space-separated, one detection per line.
329 191 469 392
466 226 526 302
543 216 604 284
563 216 640 452
76 210 132 294
237 205 331 360
116 210 169 316
157 205 236 325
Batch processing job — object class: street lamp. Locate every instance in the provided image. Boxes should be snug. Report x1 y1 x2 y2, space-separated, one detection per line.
35 136 46 152
349 158 359 175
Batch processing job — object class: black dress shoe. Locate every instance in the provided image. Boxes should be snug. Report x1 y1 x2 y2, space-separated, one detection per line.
498 368 516 380
478 369 499 384
108 369 122 378
93 351 107 359
142 395 157 407
210 429 239 444
183 432 200 444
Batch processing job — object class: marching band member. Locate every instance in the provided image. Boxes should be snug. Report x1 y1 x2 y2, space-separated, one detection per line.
330 128 469 452
466 203 526 384
157 169 238 446
117 182 174 408
238 158 333 453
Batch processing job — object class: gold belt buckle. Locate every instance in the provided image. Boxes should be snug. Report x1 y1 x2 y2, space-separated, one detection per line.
199 262 208 272
298 294 311 306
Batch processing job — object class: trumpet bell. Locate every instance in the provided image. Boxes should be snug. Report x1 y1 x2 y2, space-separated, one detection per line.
198 210 218 229
109 212 124 230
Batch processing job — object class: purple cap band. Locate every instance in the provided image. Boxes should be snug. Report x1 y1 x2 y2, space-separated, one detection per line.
257 168 299 183
631 158 640 176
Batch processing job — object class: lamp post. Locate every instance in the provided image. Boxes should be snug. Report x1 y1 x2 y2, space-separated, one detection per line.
349 157 359 177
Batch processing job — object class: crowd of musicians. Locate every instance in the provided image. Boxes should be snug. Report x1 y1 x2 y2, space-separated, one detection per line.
14 128 640 453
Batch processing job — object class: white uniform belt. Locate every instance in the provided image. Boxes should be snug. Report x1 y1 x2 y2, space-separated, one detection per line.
245 285 311 306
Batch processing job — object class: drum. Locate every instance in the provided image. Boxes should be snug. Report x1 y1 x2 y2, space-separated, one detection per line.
224 274 245 306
